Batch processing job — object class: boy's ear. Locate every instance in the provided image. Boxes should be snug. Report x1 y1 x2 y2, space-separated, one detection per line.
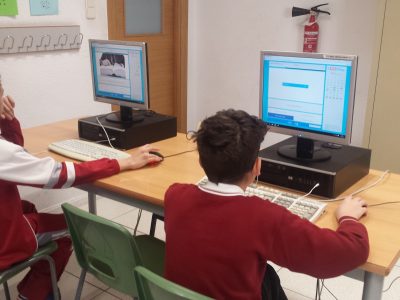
252 157 261 176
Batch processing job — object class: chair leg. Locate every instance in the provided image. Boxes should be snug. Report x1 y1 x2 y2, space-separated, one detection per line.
75 269 87 300
43 255 60 300
150 214 158 236
3 282 11 300
150 214 164 237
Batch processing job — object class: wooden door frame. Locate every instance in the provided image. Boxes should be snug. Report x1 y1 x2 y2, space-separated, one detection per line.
106 0 188 133
362 0 387 147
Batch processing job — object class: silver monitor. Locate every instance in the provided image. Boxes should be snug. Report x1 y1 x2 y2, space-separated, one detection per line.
259 51 358 161
89 39 149 124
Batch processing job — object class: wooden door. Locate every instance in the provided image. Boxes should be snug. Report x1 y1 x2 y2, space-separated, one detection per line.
364 0 400 172
107 0 188 132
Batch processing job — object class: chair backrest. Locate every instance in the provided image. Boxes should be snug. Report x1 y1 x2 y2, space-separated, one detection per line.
134 266 214 300
62 203 144 296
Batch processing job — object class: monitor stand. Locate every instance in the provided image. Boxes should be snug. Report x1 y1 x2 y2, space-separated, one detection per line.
105 107 145 124
277 136 331 162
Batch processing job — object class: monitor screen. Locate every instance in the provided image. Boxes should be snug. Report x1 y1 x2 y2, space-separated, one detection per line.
89 39 149 123
259 51 358 161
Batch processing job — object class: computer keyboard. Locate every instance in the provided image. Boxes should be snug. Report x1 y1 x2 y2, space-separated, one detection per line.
198 177 326 223
48 139 130 161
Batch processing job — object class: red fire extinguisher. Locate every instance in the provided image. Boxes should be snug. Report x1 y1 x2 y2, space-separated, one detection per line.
303 12 319 52
292 3 330 53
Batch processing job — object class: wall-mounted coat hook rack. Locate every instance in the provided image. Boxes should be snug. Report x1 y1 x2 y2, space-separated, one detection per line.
0 25 82 54
0 35 14 51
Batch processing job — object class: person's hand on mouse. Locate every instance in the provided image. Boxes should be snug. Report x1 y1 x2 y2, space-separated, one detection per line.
335 196 368 221
117 144 162 171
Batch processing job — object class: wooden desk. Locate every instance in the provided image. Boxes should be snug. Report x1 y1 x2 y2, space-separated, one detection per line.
23 118 400 300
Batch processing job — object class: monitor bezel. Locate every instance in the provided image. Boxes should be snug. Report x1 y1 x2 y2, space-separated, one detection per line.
89 39 150 111
259 50 358 145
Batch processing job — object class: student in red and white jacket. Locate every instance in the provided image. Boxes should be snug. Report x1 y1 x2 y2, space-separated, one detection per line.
0 82 162 300
164 109 369 300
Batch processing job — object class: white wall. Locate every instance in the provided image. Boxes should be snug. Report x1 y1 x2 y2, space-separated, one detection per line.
1 0 380 142
187 0 380 147
0 0 110 210
0 0 110 129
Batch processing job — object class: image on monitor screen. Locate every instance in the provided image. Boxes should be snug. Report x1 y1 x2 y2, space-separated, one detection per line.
259 51 358 161
89 39 149 124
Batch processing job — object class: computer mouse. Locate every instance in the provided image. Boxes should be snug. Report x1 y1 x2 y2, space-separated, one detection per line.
149 151 164 161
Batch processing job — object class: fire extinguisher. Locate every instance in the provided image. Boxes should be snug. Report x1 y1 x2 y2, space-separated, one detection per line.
303 12 319 52
292 3 330 53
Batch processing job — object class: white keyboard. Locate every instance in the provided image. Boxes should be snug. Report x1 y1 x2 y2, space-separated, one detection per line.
198 177 326 223
48 139 130 161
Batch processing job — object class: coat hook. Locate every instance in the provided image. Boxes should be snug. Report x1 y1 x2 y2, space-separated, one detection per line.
54 33 68 48
37 34 51 49
77 33 84 46
18 35 33 51
0 35 14 51
70 33 84 47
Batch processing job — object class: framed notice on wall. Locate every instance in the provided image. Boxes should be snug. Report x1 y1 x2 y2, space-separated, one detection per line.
0 0 18 16
30 0 59 16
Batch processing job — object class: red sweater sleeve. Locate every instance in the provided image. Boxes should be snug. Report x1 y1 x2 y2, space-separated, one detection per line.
0 117 24 146
267 207 369 278
52 158 121 188
72 158 121 185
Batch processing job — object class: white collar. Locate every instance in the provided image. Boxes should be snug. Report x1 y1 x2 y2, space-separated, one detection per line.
198 180 245 197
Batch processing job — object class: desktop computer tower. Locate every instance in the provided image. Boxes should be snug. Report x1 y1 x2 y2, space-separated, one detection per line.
78 112 177 150
258 137 371 198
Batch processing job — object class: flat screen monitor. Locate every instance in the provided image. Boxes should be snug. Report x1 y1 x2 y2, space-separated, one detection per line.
89 39 149 124
259 51 358 161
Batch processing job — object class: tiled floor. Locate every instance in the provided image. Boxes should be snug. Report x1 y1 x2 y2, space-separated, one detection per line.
1 196 400 300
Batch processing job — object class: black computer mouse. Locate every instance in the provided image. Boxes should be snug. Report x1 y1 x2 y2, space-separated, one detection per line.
149 151 164 160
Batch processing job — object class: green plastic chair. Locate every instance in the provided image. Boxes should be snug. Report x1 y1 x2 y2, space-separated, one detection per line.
134 266 214 300
61 203 165 300
0 241 59 300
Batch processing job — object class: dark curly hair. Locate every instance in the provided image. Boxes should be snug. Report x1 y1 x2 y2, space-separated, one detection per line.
193 109 268 184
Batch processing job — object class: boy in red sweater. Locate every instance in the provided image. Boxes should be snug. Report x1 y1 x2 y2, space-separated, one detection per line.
164 109 369 300
0 82 162 300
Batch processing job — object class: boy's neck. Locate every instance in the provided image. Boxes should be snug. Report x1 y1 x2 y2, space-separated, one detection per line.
235 174 255 191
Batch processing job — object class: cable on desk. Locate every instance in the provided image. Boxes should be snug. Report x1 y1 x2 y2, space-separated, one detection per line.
319 170 390 202
369 201 400 207
297 182 320 201
96 116 115 148
94 138 116 144
163 149 197 159
254 176 320 201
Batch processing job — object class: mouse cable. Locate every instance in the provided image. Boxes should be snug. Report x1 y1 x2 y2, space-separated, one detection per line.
369 200 400 207
163 149 197 159
96 116 115 148
383 275 400 293
133 209 142 236
319 170 390 202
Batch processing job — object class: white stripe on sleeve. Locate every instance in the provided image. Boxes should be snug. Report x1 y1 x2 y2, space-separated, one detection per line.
62 161 76 188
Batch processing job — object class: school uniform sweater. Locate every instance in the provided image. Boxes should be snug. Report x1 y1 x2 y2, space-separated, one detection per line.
164 181 369 300
0 118 120 270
